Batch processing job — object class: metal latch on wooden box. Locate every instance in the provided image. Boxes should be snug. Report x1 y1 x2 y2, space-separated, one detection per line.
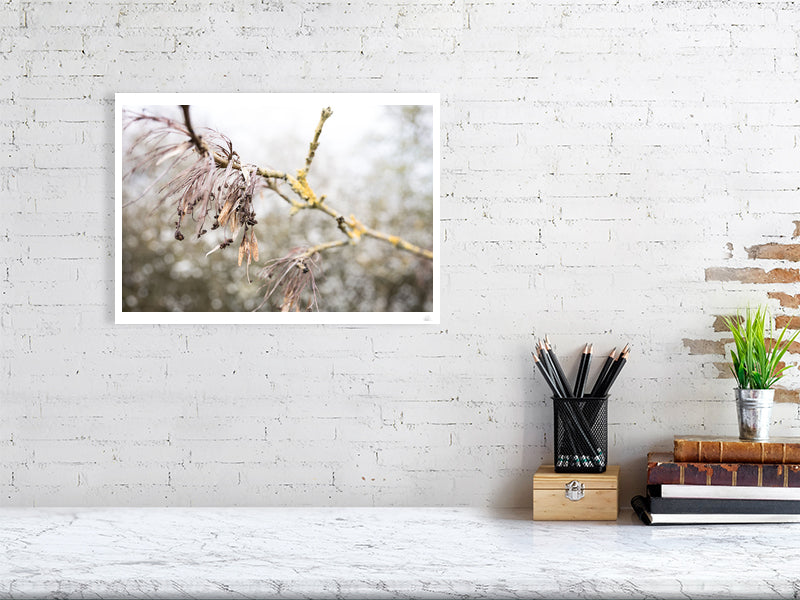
565 480 584 501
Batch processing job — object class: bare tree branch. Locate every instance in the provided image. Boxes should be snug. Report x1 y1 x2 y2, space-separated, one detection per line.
302 239 349 257
304 106 333 175
180 105 208 155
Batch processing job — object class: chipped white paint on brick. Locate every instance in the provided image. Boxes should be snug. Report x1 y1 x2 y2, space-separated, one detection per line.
1 0 800 507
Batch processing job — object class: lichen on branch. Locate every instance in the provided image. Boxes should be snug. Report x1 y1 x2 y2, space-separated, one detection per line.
304 106 333 175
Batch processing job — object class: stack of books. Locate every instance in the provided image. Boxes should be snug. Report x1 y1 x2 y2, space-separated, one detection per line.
632 435 800 525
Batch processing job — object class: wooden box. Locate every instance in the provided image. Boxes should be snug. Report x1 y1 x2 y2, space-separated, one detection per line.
533 465 619 521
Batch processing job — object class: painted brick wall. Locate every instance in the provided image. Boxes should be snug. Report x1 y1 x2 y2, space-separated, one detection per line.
1 0 800 507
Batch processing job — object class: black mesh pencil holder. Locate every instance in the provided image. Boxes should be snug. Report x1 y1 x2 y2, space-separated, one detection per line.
553 396 608 473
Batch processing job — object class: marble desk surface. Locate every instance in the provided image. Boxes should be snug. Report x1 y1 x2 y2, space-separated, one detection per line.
1 507 798 599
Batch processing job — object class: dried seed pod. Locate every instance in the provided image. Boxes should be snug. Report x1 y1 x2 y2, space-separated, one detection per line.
218 198 237 227
256 248 321 313
238 238 246 267
251 230 259 262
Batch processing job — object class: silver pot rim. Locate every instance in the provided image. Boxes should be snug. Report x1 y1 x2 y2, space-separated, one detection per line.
734 387 775 395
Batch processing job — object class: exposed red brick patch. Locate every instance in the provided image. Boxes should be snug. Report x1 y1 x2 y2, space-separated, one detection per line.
775 388 800 403
705 267 800 284
746 243 800 262
775 315 800 330
682 338 729 355
766 339 800 354
768 292 800 308
714 362 734 379
716 314 798 331
713 315 741 332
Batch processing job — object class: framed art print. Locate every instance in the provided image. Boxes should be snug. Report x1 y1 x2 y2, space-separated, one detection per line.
115 92 439 325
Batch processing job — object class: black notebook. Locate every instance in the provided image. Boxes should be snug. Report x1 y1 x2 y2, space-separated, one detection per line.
631 495 800 525
646 489 800 514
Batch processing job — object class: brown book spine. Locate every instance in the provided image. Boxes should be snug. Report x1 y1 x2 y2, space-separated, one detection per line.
674 438 800 464
647 453 800 487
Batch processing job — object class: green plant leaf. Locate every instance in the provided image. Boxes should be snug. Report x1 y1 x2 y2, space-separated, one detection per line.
725 305 799 389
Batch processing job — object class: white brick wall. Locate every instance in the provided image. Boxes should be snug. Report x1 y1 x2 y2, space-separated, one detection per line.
2 0 800 507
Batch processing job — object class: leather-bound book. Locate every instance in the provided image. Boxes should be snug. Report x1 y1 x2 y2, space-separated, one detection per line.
647 452 800 487
674 435 800 464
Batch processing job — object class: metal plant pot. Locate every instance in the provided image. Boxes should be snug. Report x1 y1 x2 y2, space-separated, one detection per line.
735 388 775 441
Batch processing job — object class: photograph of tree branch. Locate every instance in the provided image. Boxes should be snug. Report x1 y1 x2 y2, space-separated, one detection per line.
115 93 439 325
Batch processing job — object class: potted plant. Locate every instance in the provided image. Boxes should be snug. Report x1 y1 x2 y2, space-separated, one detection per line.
724 306 800 441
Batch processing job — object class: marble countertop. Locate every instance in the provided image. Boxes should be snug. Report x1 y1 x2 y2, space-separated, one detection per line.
0 507 798 599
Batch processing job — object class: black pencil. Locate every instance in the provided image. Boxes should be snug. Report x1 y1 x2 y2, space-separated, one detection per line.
538 341 567 397
536 341 551 377
597 343 628 395
573 343 591 398
589 347 616 398
544 336 572 397
538 342 565 397
532 351 562 398
572 343 586 397
598 345 629 397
